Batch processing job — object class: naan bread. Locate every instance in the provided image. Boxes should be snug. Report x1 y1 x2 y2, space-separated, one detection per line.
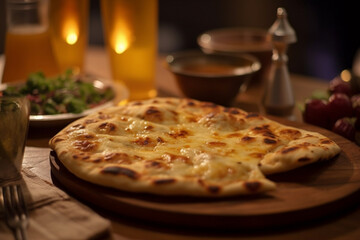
49 97 340 197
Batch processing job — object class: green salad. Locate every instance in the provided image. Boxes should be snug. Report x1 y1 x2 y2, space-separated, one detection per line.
2 71 115 115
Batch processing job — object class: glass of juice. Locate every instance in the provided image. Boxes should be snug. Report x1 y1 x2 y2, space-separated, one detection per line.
101 0 158 100
0 96 30 181
1 0 60 84
49 0 89 74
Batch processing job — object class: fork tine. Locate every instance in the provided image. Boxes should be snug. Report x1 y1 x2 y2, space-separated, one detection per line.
2 184 28 240
16 185 28 217
2 185 14 218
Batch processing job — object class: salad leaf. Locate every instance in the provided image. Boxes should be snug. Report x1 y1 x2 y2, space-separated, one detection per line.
2 70 115 115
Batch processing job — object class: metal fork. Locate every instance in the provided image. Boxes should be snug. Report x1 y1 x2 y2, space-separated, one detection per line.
1 184 28 240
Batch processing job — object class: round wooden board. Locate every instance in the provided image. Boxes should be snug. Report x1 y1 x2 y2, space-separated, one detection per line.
50 118 360 229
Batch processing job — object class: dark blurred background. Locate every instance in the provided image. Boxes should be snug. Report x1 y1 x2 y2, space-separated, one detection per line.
1 0 359 80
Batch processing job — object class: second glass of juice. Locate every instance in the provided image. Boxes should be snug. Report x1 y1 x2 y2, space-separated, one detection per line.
101 0 158 100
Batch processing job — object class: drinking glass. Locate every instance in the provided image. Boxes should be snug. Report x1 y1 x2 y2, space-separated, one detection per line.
0 97 30 182
1 0 60 83
49 0 89 74
101 0 158 100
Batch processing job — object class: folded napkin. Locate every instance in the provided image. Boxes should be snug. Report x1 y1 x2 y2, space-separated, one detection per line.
0 168 111 240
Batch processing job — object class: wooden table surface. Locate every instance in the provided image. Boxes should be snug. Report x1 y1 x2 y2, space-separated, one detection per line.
25 46 360 240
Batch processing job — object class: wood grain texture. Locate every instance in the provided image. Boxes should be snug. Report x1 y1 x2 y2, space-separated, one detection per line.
50 118 360 229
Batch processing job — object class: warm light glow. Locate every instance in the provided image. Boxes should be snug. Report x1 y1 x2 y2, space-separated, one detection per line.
340 69 352 82
111 19 133 54
66 33 78 45
62 17 79 45
114 35 129 54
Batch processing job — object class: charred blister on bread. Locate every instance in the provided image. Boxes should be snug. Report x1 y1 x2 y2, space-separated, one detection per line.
101 166 140 179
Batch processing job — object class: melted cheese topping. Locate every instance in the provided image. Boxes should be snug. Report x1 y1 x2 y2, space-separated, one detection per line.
49 98 340 196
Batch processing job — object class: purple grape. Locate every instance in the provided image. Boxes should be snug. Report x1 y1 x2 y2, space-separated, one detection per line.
332 117 355 141
329 76 352 97
303 99 330 129
328 93 353 127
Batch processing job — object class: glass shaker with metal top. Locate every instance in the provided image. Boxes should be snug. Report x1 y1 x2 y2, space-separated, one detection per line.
262 7 297 119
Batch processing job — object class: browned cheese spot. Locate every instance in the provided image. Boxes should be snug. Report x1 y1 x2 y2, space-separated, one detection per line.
246 112 260 118
170 110 179 116
320 139 333 145
264 138 277 144
187 101 195 106
145 160 167 169
298 157 311 162
153 178 176 185
92 158 102 163
73 140 98 152
224 108 240 115
253 125 269 132
279 128 302 139
98 113 112 120
244 181 262 192
134 137 154 147
263 131 277 139
82 156 90 160
104 152 131 164
144 106 163 122
186 116 197 123
98 122 117 133
83 134 95 139
168 129 190 139
281 146 299 154
207 185 221 194
241 136 256 142
207 141 227 147
101 166 139 179
134 155 144 160
72 154 79 159
85 119 97 124
249 152 265 159
251 124 277 139
198 179 205 187
144 125 154 130
157 137 165 143
227 133 242 138
281 142 311 154
132 101 143 106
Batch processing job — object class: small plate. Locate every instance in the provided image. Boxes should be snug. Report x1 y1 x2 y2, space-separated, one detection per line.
1 75 129 127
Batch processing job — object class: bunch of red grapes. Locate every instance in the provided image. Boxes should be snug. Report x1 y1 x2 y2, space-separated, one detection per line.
303 76 360 143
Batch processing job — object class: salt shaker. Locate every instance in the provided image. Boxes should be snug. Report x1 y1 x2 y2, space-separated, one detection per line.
262 7 297 119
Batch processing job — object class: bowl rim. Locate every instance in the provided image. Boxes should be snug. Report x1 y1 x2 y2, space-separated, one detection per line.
165 50 261 78
197 27 272 53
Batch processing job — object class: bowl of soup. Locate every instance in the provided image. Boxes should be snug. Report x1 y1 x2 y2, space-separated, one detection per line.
165 50 261 105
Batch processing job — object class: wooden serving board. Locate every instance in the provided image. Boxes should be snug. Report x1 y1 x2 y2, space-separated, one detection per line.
50 119 360 229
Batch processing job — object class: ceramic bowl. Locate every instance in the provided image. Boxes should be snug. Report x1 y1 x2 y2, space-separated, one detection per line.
165 50 261 106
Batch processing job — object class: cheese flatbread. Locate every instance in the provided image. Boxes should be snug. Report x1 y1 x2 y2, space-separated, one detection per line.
49 97 341 197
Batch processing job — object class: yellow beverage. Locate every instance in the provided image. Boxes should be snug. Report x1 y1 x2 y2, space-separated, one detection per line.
49 0 89 73
2 26 60 83
101 0 158 100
